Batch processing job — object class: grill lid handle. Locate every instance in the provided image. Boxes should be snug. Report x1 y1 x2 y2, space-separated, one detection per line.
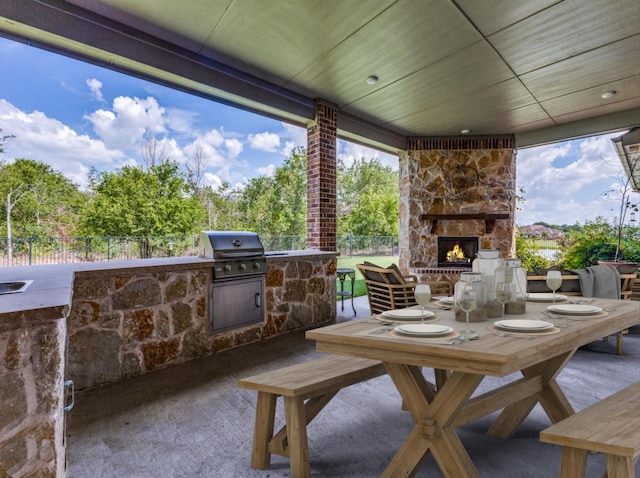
233 239 242 247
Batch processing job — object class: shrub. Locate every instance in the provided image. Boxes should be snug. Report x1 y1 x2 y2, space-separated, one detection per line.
559 217 616 269
515 231 552 271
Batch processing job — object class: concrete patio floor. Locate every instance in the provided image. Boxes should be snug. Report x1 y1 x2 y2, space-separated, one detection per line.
65 298 640 478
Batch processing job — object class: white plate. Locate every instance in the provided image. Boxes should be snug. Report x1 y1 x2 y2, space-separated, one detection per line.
395 324 453 336
495 319 554 332
382 309 435 320
438 297 454 305
547 304 603 315
526 293 568 302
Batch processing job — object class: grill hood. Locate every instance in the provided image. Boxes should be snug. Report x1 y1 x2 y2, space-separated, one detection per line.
199 231 264 260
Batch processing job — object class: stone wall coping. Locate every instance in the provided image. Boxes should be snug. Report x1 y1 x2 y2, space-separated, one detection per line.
0 251 337 331
265 249 339 261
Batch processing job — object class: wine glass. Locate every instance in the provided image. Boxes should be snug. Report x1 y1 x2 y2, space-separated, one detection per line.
546 271 562 303
458 286 477 340
414 284 432 324
495 281 513 318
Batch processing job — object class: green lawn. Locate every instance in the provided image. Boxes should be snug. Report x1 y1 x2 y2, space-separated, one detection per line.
336 256 399 298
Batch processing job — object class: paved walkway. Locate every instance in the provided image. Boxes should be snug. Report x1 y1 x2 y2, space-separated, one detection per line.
335 294 370 321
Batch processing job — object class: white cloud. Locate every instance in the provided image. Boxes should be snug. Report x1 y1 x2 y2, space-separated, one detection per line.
203 172 224 189
86 78 104 102
225 138 243 159
84 96 167 151
338 140 398 169
160 137 187 164
165 107 198 134
248 131 280 152
0 99 124 188
182 130 248 183
516 133 635 226
281 122 306 149
281 140 297 156
257 164 276 176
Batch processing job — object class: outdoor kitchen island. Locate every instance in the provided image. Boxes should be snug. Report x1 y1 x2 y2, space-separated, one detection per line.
0 249 337 477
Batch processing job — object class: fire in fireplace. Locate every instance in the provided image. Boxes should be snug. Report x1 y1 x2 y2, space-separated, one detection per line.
437 237 479 268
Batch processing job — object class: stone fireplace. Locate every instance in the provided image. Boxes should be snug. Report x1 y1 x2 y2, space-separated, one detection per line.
398 136 517 285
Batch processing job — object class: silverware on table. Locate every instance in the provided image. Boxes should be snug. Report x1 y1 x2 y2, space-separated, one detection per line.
493 331 535 339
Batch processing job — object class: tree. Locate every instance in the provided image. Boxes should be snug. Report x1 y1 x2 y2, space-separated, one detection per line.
560 217 616 269
0 158 84 237
80 161 205 253
237 147 307 236
139 132 169 168
0 158 84 264
602 152 639 263
337 157 398 236
0 129 15 154
184 143 208 198
201 181 244 230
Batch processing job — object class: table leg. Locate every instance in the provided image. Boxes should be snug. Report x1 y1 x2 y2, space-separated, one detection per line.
383 364 483 477
559 447 587 478
339 276 345 311
251 391 277 469
488 350 575 438
350 276 356 316
284 396 311 478
605 454 636 478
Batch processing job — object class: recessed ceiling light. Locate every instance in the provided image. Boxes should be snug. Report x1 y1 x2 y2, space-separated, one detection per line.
461 129 470 134
366 75 379 85
601 91 616 99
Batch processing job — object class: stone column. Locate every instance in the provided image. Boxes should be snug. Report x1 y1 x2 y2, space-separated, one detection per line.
307 100 337 251
0 318 66 477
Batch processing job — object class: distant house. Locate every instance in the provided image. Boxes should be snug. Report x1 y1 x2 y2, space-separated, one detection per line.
521 224 565 239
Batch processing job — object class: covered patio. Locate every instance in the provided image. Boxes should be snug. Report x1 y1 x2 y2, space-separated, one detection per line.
1 2 639 477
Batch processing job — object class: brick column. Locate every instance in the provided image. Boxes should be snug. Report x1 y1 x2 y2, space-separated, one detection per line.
307 100 337 251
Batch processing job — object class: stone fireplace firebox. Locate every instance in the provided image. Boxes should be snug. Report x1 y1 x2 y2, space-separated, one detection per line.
437 237 478 268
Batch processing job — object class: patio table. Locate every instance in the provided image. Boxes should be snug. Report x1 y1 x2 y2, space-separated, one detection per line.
306 298 640 477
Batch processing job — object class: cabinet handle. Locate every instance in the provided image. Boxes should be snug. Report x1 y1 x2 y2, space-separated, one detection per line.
255 292 261 308
64 379 75 412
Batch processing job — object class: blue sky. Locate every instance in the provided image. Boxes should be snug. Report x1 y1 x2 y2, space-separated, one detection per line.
0 36 637 227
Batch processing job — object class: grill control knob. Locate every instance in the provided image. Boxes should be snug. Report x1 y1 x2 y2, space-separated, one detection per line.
253 262 262 271
239 263 247 272
224 264 232 273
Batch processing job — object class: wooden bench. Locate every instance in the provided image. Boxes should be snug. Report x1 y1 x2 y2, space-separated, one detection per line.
540 381 640 478
237 354 386 478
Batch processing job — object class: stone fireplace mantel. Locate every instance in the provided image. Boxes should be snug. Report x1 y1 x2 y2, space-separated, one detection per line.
422 213 510 234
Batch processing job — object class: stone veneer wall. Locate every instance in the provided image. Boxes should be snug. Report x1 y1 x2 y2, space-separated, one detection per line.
67 254 336 390
399 136 516 281
0 318 66 478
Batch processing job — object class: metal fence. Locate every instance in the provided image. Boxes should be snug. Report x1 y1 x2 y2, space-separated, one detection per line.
337 235 398 257
0 236 201 267
0 235 400 266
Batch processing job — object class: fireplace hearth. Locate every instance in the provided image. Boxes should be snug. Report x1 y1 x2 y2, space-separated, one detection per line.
437 237 478 268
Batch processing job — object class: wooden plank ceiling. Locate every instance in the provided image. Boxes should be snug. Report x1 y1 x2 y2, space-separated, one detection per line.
0 0 638 151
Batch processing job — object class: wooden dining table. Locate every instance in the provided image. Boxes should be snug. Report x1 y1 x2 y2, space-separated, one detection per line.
306 297 640 477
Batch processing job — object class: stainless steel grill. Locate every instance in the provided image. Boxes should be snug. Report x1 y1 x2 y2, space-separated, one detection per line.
199 231 266 282
199 231 266 333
